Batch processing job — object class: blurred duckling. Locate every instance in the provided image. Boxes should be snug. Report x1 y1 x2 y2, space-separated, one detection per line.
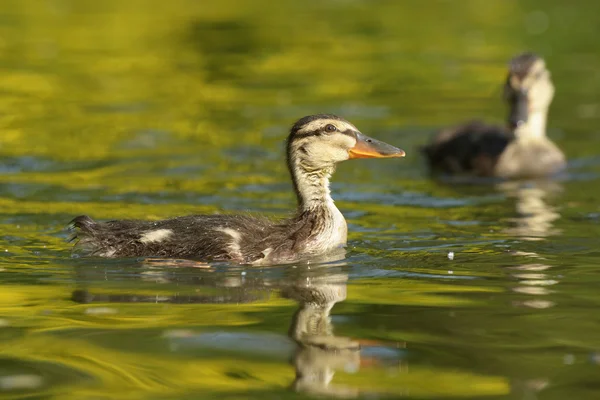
69 115 404 264
423 52 566 179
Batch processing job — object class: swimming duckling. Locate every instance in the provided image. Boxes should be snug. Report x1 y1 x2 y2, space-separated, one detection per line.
423 52 565 179
69 114 404 264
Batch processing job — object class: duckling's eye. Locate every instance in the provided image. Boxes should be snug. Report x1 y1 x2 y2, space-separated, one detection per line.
325 124 337 133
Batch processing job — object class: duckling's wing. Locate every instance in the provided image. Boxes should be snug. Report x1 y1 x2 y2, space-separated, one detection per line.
69 214 274 262
422 121 514 176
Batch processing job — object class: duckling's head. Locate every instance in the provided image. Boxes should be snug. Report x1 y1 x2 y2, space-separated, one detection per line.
504 52 554 130
287 114 405 173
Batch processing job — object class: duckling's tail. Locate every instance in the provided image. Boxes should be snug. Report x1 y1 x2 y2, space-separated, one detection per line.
68 215 97 235
68 215 102 256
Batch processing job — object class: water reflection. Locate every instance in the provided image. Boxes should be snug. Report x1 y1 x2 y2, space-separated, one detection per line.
71 261 403 397
509 261 557 309
498 180 563 240
281 268 360 397
498 181 562 310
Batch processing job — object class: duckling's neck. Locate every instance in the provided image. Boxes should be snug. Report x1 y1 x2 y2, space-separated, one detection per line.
516 109 547 140
292 166 336 211
289 162 347 250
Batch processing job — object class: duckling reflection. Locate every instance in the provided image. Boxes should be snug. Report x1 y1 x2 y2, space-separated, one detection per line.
71 261 404 397
71 260 274 305
498 181 562 309
280 269 360 397
509 261 557 309
498 180 562 240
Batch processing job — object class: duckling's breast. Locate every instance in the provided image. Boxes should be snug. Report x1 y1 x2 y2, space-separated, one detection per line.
249 203 348 265
495 138 566 178
308 202 347 253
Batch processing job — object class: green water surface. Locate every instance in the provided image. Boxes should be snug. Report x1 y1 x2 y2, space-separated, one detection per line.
1 0 600 399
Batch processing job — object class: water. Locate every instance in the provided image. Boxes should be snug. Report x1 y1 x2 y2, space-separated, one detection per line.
1 0 600 398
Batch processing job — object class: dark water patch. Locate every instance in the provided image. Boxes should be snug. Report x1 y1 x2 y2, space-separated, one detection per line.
339 189 484 208
0 156 56 174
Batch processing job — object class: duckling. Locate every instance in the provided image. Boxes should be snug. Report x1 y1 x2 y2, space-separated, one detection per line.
69 114 404 264
422 52 566 179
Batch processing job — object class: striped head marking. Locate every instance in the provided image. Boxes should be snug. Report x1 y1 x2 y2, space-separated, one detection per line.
504 53 554 129
287 114 405 170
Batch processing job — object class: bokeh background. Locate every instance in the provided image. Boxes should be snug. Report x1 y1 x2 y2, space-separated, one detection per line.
1 0 600 399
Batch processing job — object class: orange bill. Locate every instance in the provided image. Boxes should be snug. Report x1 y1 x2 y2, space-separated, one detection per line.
349 132 406 159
